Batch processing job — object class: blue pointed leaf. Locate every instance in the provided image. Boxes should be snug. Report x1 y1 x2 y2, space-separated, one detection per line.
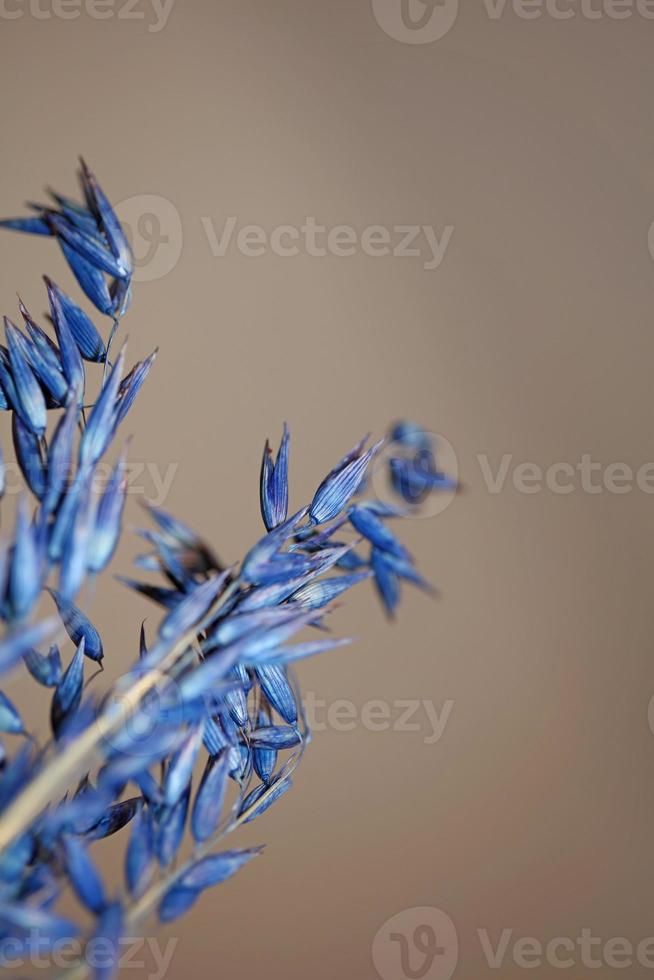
0 831 34 882
10 496 43 619
87 449 127 573
50 214 127 279
62 836 105 914
389 455 456 501
260 423 289 531
125 807 154 897
52 284 106 362
159 569 231 641
158 885 198 923
255 664 298 725
79 159 133 277
9 317 68 407
0 617 58 676
4 319 47 436
59 469 98 600
57 234 113 315
0 216 52 235
249 726 300 750
155 788 189 867
239 774 292 823
309 438 383 525
48 589 103 662
88 901 123 980
191 751 229 842
371 547 401 617
43 399 78 514
113 350 156 430
389 420 432 451
349 504 411 560
79 347 125 466
253 710 277 784
50 639 85 737
203 715 229 757
12 413 46 498
164 724 203 806
181 848 263 890
88 797 142 841
289 571 371 611
44 277 85 395
374 548 436 595
110 277 131 317
23 645 61 687
259 636 353 667
0 903 79 941
0 690 24 734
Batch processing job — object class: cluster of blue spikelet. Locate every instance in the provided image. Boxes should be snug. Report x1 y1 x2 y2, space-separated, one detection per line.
0 162 455 978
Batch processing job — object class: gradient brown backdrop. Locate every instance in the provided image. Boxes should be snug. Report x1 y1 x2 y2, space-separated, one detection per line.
1 2 654 978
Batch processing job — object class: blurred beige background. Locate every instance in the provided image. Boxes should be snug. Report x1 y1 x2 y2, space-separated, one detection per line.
2 1 654 977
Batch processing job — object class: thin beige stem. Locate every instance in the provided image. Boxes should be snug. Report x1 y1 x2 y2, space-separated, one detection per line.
55 669 308 980
0 580 240 854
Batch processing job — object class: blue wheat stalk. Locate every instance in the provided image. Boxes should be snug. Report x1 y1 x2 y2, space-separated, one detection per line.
0 161 455 979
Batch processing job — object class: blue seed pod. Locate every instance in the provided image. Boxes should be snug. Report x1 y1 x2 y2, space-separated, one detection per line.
0 691 25 734
191 751 230 843
125 807 154 897
50 639 85 737
164 725 203 807
23 646 61 688
62 836 105 914
48 590 103 662
255 665 298 725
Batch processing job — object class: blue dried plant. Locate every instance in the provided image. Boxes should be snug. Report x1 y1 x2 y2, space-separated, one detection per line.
0 162 455 978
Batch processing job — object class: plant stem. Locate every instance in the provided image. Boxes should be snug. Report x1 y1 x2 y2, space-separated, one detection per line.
55 669 307 980
0 580 241 854
102 317 120 387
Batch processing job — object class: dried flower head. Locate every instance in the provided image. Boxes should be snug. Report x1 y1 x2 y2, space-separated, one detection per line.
0 162 455 979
